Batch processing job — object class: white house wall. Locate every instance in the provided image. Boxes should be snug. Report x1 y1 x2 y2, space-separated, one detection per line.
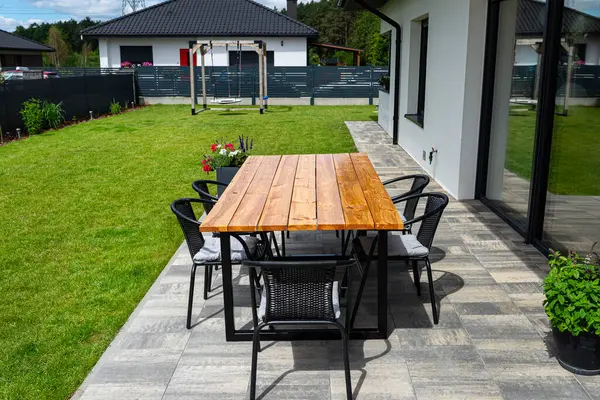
379 0 487 199
98 37 307 68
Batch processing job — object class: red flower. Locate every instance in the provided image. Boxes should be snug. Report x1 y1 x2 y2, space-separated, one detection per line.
211 143 219 153
225 143 235 151
202 164 212 173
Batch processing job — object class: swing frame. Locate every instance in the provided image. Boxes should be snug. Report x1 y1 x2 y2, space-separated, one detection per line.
189 40 269 115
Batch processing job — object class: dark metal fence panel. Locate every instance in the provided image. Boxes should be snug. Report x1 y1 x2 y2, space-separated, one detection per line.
512 64 600 98
0 74 135 133
136 66 390 99
511 65 537 98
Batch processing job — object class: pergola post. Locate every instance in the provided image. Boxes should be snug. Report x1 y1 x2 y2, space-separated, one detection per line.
200 45 207 111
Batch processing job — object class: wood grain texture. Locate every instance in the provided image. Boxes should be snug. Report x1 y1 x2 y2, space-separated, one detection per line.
350 153 404 230
316 154 345 230
258 155 299 231
332 153 374 230
288 154 317 231
227 155 281 232
200 156 264 232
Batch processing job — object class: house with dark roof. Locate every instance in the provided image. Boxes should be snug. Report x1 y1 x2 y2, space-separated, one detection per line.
515 0 600 65
81 0 317 68
0 29 54 68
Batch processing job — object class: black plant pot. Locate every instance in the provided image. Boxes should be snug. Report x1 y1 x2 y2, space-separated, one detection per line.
216 167 240 196
553 327 600 375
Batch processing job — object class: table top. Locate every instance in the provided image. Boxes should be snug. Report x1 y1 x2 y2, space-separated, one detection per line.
200 153 404 233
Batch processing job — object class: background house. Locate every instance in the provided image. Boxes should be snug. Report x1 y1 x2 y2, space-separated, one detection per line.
0 29 55 68
515 0 600 65
82 0 318 68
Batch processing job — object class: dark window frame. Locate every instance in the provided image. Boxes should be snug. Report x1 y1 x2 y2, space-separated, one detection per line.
405 18 429 128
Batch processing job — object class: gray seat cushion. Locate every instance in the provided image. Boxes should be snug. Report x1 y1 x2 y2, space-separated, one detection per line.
258 281 341 320
193 236 258 263
358 234 428 257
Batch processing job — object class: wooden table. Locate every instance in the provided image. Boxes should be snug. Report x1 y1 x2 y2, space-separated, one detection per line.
200 153 404 341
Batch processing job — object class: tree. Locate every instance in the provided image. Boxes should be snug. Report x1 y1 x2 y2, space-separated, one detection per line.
47 26 70 67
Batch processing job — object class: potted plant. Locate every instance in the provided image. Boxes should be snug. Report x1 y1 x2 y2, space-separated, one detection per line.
378 74 390 92
544 245 600 375
201 136 253 194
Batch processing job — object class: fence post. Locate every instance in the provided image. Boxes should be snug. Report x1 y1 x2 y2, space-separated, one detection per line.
369 66 373 105
310 66 315 106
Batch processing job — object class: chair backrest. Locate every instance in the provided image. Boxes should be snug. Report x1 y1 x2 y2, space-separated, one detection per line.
191 180 228 215
401 175 430 221
171 198 210 260
244 260 349 323
415 193 449 250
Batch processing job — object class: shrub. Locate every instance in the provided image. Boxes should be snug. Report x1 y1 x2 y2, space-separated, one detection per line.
109 100 122 115
42 101 65 129
543 248 600 336
378 75 390 91
20 99 44 135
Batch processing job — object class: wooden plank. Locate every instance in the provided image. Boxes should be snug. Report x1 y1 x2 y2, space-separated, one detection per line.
316 154 345 230
288 154 317 231
258 155 299 231
350 153 404 230
200 156 264 232
332 153 374 230
227 156 281 232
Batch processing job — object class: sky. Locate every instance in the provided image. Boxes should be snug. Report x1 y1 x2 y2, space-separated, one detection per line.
1 0 600 32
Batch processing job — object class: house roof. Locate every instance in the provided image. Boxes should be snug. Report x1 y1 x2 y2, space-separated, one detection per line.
517 0 600 36
0 29 55 52
81 0 318 38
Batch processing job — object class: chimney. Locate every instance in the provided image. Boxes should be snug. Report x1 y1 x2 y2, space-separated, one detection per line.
287 0 297 19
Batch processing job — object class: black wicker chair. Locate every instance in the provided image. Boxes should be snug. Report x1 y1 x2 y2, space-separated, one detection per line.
244 259 356 400
341 174 431 256
192 179 227 216
384 174 430 232
350 192 448 326
192 179 284 256
171 198 268 329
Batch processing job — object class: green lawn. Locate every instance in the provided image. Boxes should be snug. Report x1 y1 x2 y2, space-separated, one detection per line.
0 105 374 399
507 106 600 196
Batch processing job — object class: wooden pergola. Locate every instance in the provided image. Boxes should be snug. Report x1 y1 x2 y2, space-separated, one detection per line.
188 40 269 114
311 42 364 66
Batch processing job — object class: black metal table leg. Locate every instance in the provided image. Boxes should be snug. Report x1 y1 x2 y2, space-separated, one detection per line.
377 231 388 338
220 233 236 341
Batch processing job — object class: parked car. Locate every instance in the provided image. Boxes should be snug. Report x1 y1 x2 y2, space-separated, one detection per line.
0 69 60 81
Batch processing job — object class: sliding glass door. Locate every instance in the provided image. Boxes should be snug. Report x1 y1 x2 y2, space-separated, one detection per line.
478 0 600 254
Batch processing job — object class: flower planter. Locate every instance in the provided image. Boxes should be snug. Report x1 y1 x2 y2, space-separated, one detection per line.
553 327 600 375
216 167 240 196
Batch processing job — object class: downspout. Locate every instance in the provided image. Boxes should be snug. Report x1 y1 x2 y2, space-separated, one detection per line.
354 0 401 145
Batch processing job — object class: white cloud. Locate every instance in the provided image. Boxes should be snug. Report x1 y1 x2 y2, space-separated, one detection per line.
0 16 44 31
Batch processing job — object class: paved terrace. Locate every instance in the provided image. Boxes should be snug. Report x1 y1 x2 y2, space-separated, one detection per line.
74 121 599 400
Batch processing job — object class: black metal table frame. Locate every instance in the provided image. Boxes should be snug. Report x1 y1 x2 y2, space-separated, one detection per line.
219 230 389 341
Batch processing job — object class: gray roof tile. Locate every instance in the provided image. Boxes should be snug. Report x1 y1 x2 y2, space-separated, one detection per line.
517 0 600 36
81 0 317 37
0 29 54 52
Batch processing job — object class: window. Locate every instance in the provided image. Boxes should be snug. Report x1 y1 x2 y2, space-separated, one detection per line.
120 46 153 65
228 51 274 67
406 18 429 127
